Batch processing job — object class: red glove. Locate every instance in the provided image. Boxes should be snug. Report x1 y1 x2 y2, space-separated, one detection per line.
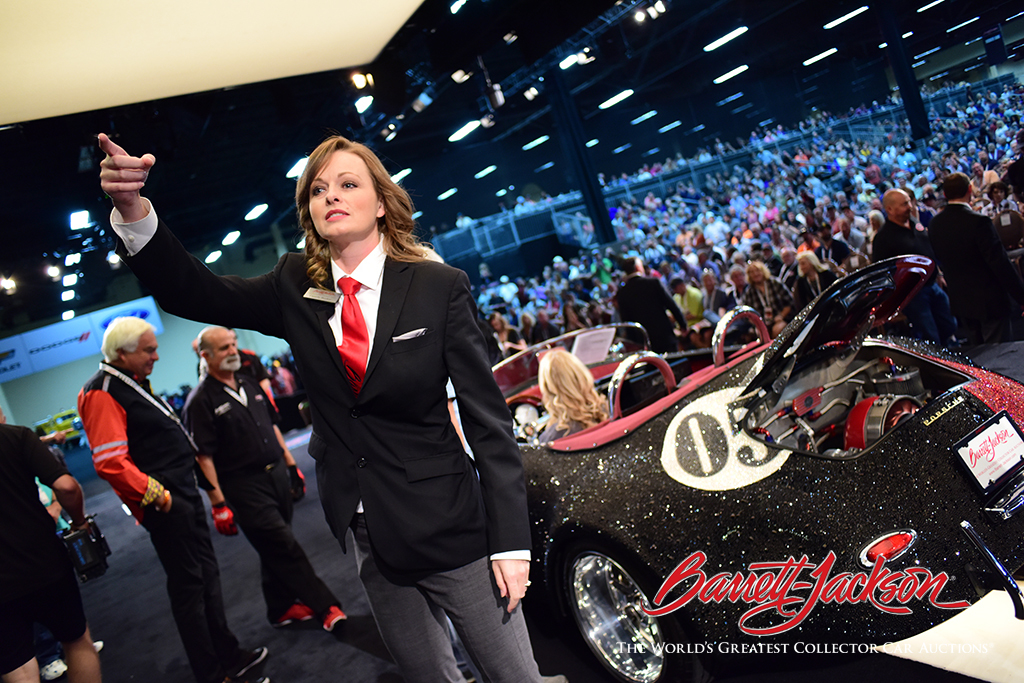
211 503 237 535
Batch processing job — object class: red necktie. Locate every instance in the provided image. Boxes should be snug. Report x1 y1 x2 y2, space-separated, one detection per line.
337 278 369 394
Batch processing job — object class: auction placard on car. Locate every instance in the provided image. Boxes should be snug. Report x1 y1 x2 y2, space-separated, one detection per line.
954 410 1024 493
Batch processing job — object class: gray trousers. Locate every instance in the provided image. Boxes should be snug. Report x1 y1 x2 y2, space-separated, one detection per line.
351 515 542 683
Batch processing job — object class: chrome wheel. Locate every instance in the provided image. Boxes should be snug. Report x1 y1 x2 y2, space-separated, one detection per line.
569 552 664 682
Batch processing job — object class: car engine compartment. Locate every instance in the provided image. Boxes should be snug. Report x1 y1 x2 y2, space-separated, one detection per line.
741 342 971 458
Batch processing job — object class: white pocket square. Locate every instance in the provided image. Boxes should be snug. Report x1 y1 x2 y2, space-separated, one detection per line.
392 328 428 342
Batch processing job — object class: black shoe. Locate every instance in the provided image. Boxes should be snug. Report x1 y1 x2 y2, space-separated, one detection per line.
228 647 268 680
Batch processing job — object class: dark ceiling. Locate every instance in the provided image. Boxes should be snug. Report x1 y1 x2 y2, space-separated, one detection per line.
1 0 1020 330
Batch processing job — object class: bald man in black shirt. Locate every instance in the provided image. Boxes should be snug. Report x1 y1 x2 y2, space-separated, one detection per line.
184 326 345 632
873 189 957 346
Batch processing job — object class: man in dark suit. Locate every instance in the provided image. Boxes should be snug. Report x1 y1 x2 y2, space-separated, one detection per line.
928 172 1024 346
97 134 551 683
614 256 686 353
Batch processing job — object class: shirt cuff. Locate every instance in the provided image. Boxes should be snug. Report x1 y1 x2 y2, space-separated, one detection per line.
140 476 167 507
490 550 531 562
110 199 158 256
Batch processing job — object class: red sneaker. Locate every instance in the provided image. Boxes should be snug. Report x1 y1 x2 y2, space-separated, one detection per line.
273 603 315 627
323 605 347 632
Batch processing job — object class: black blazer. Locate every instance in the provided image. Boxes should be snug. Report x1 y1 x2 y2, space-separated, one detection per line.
927 203 1024 321
615 275 686 353
119 222 529 582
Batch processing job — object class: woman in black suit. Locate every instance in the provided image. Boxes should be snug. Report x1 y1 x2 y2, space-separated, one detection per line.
97 133 545 683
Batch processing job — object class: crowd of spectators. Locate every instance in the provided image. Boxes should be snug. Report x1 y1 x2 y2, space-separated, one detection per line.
469 78 1024 357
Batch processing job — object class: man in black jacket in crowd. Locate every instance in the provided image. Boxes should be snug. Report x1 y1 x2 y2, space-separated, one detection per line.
614 256 686 353
928 172 1024 345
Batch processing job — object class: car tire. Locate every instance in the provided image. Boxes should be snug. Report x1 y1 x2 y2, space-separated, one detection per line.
563 545 710 683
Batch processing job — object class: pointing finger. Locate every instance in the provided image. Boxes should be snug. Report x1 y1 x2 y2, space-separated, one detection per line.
97 133 126 158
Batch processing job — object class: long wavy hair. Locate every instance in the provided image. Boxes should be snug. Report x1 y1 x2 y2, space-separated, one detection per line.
295 135 429 289
538 349 608 432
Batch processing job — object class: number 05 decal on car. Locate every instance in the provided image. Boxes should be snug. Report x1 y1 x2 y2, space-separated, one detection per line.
662 386 790 491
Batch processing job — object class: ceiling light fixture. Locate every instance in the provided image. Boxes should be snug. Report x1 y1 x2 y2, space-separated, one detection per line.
451 70 473 83
704 26 748 52
391 168 412 183
449 120 481 142
914 46 941 58
598 89 634 109
355 96 373 114
917 0 944 12
947 17 979 32
62 311 75 321
474 165 497 179
713 65 748 84
586 139 599 147
69 210 91 231
612 143 632 154
62 273 78 287
205 251 222 264
803 48 838 66
245 204 268 221
286 158 307 179
631 111 657 125
46 265 60 279
450 0 467 14
824 6 869 30
61 290 75 301
522 135 550 150
658 121 681 133
438 188 458 200
222 231 241 246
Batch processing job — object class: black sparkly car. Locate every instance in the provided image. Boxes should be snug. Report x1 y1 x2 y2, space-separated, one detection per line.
495 256 1024 683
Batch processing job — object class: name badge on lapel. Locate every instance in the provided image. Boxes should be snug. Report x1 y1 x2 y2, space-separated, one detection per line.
214 402 232 416
304 288 342 304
